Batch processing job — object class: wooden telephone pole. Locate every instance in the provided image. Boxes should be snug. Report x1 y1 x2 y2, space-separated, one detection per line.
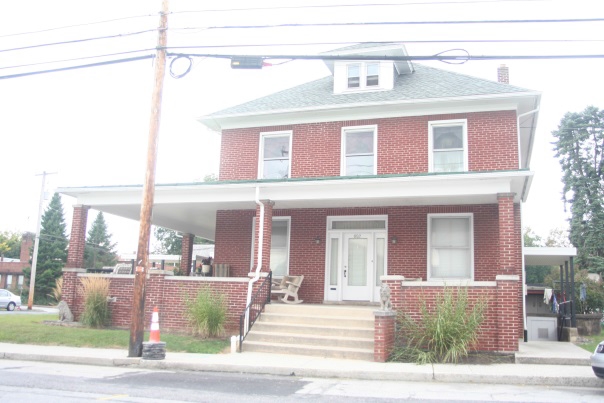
128 0 169 357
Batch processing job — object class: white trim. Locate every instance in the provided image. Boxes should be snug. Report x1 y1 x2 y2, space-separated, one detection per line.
199 91 541 131
402 280 497 287
340 124 378 176
427 213 474 281
258 130 293 180
327 214 388 231
344 62 382 91
428 119 468 173
250 216 291 276
495 275 520 281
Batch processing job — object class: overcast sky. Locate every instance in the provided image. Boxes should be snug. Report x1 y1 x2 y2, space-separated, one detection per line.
1 0 602 253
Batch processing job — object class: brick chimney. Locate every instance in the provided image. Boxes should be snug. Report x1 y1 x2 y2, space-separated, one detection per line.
20 233 34 262
497 64 509 84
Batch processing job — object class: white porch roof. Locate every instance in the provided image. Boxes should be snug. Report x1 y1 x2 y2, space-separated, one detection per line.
524 247 577 266
58 170 532 240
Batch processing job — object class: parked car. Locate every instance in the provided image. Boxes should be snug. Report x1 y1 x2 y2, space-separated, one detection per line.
591 341 604 378
0 289 21 311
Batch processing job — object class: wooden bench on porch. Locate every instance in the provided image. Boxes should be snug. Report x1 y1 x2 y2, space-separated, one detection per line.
271 275 304 304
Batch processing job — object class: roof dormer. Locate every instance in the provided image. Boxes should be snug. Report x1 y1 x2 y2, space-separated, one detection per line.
322 43 414 95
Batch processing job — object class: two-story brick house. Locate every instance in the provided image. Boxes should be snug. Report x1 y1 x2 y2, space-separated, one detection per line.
60 43 540 356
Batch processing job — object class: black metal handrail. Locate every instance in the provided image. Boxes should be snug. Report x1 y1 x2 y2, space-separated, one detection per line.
239 271 272 352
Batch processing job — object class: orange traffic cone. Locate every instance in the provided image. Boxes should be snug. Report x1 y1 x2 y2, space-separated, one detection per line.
149 306 161 343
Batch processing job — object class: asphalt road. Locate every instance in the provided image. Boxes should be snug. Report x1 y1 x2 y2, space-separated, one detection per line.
1 359 604 402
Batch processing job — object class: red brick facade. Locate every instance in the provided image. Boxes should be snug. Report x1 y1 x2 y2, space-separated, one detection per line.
66 205 89 269
62 269 249 334
0 233 34 289
180 233 194 276
219 111 518 181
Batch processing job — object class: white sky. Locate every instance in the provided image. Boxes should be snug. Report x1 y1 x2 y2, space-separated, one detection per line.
1 0 603 253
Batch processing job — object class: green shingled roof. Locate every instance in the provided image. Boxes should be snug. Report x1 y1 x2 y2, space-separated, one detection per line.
207 63 532 118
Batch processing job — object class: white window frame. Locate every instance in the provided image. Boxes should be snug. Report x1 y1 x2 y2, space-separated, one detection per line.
345 62 381 90
258 130 293 179
427 213 474 281
428 119 468 173
250 216 291 277
340 125 378 176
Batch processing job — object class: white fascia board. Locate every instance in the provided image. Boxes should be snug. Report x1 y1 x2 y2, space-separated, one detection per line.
524 247 577 266
199 92 541 131
58 171 532 210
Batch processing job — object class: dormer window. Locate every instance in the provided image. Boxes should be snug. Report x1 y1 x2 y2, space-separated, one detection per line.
346 62 380 90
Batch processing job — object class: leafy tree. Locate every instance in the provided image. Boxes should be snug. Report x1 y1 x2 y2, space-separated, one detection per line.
22 193 68 304
0 231 21 259
153 227 211 255
524 227 552 285
552 106 604 273
84 212 118 270
543 268 604 314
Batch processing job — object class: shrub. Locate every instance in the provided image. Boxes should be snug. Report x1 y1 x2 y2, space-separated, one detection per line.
48 277 63 304
391 286 488 364
78 276 110 328
184 287 227 338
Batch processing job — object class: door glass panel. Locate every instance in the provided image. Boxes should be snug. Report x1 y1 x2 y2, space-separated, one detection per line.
375 238 385 286
330 238 339 286
348 238 367 286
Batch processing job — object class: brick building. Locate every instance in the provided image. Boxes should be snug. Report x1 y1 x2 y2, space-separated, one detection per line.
59 43 540 356
0 233 33 290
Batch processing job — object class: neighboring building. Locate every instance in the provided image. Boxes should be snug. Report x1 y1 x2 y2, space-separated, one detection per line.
0 233 33 291
59 43 541 354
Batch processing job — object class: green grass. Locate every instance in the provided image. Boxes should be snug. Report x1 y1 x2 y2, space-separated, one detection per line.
0 314 228 354
576 333 603 353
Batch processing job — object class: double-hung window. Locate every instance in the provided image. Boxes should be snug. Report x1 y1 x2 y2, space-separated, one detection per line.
259 131 292 179
428 214 473 280
429 119 468 173
346 63 380 90
250 217 291 277
341 125 377 176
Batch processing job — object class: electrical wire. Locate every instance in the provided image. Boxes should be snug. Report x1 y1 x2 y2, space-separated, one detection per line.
0 29 157 54
0 49 156 71
0 14 157 39
184 18 604 31
171 0 549 14
0 55 154 80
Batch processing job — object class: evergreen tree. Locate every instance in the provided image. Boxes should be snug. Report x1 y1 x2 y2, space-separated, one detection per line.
552 106 604 273
84 212 118 270
23 193 68 303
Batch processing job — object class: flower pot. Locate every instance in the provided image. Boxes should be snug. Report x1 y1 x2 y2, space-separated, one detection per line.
202 264 211 274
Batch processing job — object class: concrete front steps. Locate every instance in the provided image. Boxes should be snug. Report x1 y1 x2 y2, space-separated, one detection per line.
242 303 376 361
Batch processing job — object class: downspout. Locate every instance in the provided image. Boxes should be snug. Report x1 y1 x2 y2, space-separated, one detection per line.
517 107 538 342
245 186 264 331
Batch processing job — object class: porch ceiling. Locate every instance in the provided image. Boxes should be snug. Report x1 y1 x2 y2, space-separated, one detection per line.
58 170 532 239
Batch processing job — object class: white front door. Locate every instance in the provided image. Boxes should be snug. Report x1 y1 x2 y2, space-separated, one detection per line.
342 233 372 301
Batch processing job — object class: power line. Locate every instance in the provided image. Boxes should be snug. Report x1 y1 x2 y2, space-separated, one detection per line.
0 29 157 54
0 48 156 71
172 0 548 14
0 55 154 80
166 51 604 62
188 18 604 31
0 14 156 39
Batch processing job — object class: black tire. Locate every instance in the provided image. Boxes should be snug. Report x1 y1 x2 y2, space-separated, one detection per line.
7 302 15 311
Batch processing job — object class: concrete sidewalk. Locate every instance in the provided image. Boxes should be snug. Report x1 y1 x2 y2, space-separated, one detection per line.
1 341 602 388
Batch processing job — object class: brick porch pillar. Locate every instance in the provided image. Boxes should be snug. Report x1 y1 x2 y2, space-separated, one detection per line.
374 310 396 362
180 233 194 276
61 268 85 311
253 200 274 272
66 205 90 269
496 275 520 352
497 193 517 275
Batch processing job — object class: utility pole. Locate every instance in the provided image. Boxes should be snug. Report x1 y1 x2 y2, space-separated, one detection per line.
28 171 57 310
128 0 169 357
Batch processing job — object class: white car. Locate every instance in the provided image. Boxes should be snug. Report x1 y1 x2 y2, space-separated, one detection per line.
591 341 604 379
0 289 21 311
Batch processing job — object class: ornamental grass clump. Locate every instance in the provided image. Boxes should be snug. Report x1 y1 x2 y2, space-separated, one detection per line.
78 276 111 328
185 287 227 338
392 286 487 364
48 277 63 304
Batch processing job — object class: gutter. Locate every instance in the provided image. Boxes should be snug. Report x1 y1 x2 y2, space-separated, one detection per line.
245 186 264 331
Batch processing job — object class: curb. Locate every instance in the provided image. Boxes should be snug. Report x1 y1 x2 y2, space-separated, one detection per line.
2 351 603 388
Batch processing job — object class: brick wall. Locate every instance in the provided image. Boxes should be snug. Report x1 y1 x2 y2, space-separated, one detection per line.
219 111 518 181
65 270 250 335
66 205 89 269
215 204 509 304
